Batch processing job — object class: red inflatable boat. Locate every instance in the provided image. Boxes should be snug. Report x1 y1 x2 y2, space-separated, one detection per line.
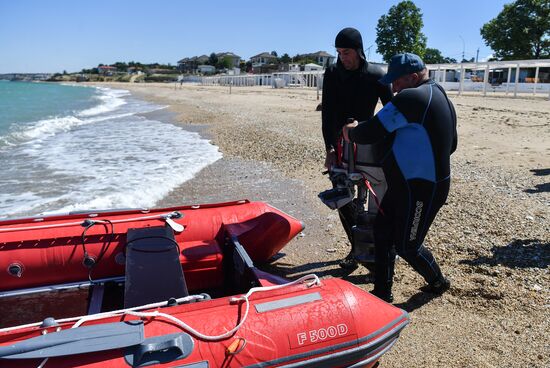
0 200 409 367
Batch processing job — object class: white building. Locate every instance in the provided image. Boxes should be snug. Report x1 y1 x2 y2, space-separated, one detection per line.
304 63 323 72
197 65 216 74
250 52 278 67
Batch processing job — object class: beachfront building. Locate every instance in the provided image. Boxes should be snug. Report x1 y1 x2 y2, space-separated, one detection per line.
178 53 241 74
307 51 336 67
197 65 216 74
289 51 336 69
250 52 278 67
97 65 117 76
215 52 241 68
304 63 323 72
250 52 278 74
177 55 210 74
127 67 143 75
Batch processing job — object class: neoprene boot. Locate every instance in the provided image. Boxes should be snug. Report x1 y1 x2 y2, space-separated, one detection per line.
424 276 451 295
371 287 393 303
339 251 359 271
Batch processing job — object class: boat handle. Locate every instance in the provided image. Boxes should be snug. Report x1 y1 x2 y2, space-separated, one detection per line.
127 333 194 367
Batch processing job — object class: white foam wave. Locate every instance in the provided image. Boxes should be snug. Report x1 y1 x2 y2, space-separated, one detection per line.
0 114 222 218
78 88 129 117
11 115 84 142
0 86 136 148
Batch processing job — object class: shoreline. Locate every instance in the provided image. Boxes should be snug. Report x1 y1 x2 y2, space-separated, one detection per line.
95 82 549 367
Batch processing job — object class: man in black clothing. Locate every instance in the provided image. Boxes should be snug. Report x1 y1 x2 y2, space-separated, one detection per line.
322 27 393 270
343 53 457 302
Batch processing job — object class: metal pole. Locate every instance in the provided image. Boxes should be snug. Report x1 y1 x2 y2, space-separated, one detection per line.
483 64 489 96
459 64 465 96
317 74 320 100
459 35 465 62
514 64 520 98
533 66 539 95
505 67 511 95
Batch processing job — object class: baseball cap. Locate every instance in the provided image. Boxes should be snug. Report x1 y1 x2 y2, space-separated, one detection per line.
379 53 425 85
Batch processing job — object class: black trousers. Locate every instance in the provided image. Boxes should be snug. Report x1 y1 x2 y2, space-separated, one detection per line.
373 177 450 291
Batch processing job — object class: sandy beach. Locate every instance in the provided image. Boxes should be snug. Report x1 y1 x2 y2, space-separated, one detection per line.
99 82 549 367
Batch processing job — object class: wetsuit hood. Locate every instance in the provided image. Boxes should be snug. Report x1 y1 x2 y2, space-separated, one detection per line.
335 27 366 61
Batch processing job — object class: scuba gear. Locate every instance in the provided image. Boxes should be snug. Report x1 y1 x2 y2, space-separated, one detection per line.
320 130 386 268
318 185 353 210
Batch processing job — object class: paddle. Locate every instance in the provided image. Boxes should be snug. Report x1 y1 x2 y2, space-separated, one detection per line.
0 321 144 359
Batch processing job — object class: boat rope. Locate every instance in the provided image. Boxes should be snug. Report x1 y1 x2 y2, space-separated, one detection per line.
80 219 115 282
0 211 182 233
31 274 319 368
0 294 207 333
3 274 320 339
73 274 320 341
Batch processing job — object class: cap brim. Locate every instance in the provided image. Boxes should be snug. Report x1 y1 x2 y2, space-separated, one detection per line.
378 73 396 85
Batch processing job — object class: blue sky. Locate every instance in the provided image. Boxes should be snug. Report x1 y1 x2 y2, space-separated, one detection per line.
0 0 512 73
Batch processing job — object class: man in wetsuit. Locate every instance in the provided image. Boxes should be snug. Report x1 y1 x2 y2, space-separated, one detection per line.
322 27 393 270
343 53 457 302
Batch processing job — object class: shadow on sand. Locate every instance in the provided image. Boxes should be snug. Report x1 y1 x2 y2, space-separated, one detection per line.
394 292 441 313
261 257 452 312
459 238 549 269
525 168 550 193
259 259 351 280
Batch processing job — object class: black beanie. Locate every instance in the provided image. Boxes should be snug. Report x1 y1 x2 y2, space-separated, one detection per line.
335 27 365 60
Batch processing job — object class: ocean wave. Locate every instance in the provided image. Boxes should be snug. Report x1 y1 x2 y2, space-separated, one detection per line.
0 118 223 218
0 85 222 219
5 115 85 144
78 87 129 117
0 86 135 148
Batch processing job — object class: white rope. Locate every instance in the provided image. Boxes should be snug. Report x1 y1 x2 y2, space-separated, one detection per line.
124 274 320 341
71 274 320 341
18 274 320 368
0 294 205 333
0 212 180 233
4 274 320 338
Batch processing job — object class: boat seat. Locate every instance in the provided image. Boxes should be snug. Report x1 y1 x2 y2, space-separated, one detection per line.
179 240 224 291
124 225 188 308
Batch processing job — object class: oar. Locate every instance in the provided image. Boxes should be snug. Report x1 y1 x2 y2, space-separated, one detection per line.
0 321 144 359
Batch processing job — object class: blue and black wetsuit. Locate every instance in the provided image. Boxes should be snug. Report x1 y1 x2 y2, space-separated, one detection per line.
349 79 457 291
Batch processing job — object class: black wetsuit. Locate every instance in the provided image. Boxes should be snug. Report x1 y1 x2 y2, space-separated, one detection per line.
322 60 392 244
349 79 457 291
322 61 393 152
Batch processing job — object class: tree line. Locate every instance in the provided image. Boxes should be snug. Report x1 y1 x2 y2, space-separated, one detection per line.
81 62 178 74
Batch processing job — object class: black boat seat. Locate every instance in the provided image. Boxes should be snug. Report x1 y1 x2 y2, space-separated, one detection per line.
124 226 188 308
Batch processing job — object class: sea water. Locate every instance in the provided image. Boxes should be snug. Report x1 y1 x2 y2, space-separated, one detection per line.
0 81 222 218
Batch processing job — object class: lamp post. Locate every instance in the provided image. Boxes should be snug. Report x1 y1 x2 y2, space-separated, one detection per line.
459 35 465 62
365 45 374 61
